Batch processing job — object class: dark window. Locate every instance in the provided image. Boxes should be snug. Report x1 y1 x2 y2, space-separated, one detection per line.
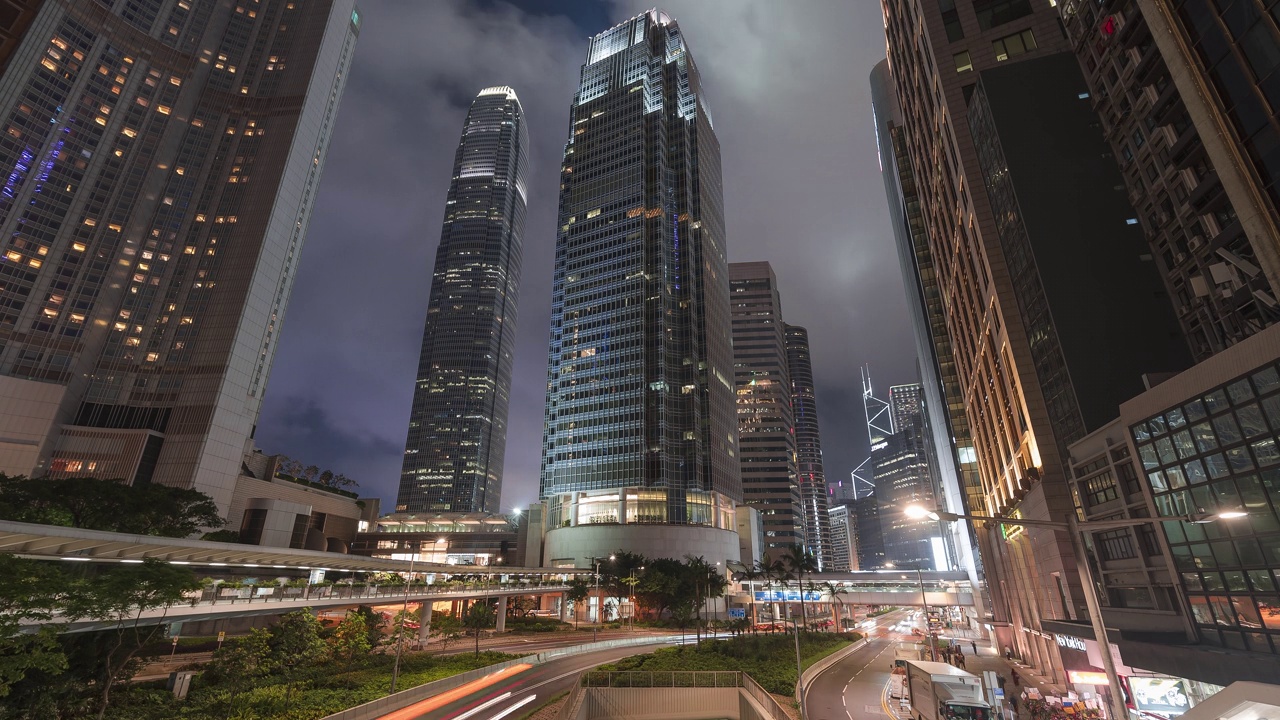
1097 528 1138 560
974 0 1033 31
940 0 964 41
240 509 267 545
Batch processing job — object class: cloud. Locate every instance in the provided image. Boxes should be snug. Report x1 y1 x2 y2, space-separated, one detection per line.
259 0 917 511
257 397 403 498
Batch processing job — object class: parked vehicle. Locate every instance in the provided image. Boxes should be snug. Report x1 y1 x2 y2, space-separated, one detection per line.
904 660 991 720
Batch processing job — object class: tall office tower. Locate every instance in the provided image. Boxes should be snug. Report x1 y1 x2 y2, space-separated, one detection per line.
882 0 1190 680
396 87 528 515
539 10 742 567
827 501 860 572
729 262 801 563
0 0 360 516
873 421 944 570
853 493 885 570
785 323 833 570
871 58 986 597
1058 1 1280 361
889 383 923 433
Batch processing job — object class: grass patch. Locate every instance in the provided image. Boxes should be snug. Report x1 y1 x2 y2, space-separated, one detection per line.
107 651 521 719
592 632 859 695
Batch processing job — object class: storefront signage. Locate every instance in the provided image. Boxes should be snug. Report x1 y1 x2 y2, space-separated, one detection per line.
1055 633 1087 652
1068 671 1110 685
1129 678 1190 716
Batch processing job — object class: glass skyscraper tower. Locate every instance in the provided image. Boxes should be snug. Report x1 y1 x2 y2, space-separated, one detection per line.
0 0 359 516
539 10 742 567
397 86 528 514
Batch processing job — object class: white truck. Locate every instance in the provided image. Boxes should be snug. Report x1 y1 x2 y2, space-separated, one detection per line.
904 660 993 720
890 643 930 698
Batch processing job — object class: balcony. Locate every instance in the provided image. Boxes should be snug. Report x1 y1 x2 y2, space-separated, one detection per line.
1188 171 1227 212
1118 14 1149 49
1170 124 1207 168
1151 80 1184 125
1134 44 1165 86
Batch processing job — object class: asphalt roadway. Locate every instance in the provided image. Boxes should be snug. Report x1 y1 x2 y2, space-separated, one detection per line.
377 634 705 720
805 609 914 720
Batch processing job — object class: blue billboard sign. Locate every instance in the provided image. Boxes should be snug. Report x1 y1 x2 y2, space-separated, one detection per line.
728 608 746 619
753 590 823 602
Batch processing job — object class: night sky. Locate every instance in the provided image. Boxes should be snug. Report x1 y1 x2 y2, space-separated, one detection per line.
254 0 917 511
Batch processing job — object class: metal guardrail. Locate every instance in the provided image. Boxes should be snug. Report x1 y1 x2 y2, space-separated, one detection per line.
187 581 569 606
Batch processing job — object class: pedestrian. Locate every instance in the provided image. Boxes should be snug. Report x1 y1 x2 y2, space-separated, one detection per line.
972 640 978 655
957 653 966 670
1004 646 1013 661
1011 668 1021 686
1010 694 1020 717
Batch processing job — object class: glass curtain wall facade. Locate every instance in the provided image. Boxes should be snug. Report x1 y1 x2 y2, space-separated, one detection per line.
396 87 528 514
0 0 359 516
539 10 740 559
785 323 833 570
730 261 801 563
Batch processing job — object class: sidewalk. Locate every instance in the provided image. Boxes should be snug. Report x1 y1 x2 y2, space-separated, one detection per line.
954 643 1069 720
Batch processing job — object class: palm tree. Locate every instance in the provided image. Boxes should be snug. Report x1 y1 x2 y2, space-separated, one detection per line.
765 558 792 632
741 563 766 633
821 580 845 631
783 544 818 631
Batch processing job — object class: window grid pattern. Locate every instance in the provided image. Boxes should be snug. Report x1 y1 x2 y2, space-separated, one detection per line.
1132 362 1280 652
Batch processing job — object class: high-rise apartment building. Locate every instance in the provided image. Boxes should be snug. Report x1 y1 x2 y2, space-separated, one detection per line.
0 0 359 516
1057 0 1280 361
785 323 833 570
882 0 1190 682
539 10 741 567
730 262 801 563
396 87 528 515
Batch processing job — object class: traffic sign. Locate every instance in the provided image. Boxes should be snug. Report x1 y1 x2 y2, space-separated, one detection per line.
728 608 746 619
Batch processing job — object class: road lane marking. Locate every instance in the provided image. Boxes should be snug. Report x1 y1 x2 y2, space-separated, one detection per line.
489 696 538 720
451 692 512 720
375 664 533 720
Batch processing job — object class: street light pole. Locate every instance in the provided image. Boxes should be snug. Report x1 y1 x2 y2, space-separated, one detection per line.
592 555 615 643
389 554 415 695
916 567 938 662
905 506 1244 720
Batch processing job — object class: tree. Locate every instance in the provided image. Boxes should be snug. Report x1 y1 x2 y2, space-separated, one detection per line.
741 563 767 634
266 609 329 711
462 602 495 657
0 555 72 698
61 558 201 719
350 605 386 647
202 627 273 696
430 611 462 650
201 529 243 543
330 611 373 668
565 579 590 629
782 544 818 631
302 465 321 483
318 470 335 487
332 473 358 490
0 474 223 537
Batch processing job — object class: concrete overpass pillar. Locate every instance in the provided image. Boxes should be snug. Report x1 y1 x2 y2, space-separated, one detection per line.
418 602 432 644
560 592 571 622
496 596 507 633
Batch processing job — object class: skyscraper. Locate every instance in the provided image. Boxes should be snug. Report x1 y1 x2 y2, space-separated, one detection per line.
785 323 833 570
730 262 801 563
396 86 528 515
881 0 1190 680
539 10 741 567
0 0 360 516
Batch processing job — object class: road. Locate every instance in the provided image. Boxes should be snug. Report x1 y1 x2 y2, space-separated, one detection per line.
805 609 913 720
378 635 705 720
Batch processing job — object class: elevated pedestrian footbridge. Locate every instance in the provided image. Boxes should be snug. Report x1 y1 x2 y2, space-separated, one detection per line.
736 570 976 607
0 519 584 632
